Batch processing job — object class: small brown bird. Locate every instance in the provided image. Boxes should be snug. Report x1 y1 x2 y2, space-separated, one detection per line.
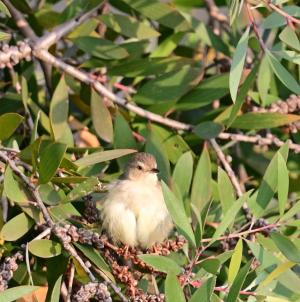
102 152 173 248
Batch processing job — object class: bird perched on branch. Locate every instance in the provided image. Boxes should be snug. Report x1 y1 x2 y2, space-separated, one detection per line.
102 152 173 249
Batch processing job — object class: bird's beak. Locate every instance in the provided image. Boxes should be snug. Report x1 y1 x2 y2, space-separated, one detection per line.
151 168 159 173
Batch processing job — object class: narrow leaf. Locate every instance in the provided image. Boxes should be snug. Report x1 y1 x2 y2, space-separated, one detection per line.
277 153 289 217
229 27 250 102
38 143 67 184
75 149 136 168
271 232 300 263
91 88 113 143
218 167 236 213
162 181 195 246
190 276 216 302
226 260 252 302
165 273 186 302
266 50 300 94
191 146 212 213
228 239 243 284
138 255 181 274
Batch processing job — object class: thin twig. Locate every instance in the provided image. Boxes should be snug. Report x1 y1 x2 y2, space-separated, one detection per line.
264 0 300 26
246 2 266 51
201 222 279 243
67 262 75 302
210 138 243 197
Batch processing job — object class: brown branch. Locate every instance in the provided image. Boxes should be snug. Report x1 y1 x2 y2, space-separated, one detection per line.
2 0 52 93
201 222 279 243
1 0 37 41
0 151 97 283
67 262 75 302
264 1 300 26
204 0 228 23
35 2 105 50
210 138 243 197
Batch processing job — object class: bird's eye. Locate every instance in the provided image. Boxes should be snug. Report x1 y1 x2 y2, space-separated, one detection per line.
137 165 143 170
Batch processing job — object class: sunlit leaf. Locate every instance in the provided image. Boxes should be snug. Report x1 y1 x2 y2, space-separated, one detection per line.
228 239 243 284
138 255 182 274
229 27 250 102
28 239 62 258
0 113 24 141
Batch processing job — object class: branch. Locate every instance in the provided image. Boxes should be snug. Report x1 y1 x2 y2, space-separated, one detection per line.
201 222 279 243
204 0 228 23
264 0 300 26
35 2 105 49
210 138 243 197
1 0 37 41
0 151 97 282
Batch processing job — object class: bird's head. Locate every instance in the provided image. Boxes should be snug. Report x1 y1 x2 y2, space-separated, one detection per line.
124 152 159 183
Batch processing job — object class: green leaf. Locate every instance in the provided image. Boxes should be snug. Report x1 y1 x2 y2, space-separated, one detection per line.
230 27 250 102
266 50 300 95
150 32 184 58
227 64 258 127
133 67 201 105
38 184 63 205
64 177 99 202
277 153 289 217
50 275 63 302
75 243 114 281
191 146 212 213
91 88 113 143
176 73 229 110
122 0 190 31
190 276 216 302
257 56 271 106
0 113 24 141
100 14 160 39
138 255 182 274
73 36 129 60
249 143 289 217
109 56 194 77
113 114 137 169
0 31 11 41
165 273 186 302
0 1 11 16
226 260 252 302
280 200 300 222
28 239 62 258
49 76 73 146
231 112 300 130
0 213 34 241
38 143 67 184
199 259 221 274
271 232 300 263
196 23 230 56
4 165 28 203
0 286 40 302
162 181 195 246
218 167 235 213
172 151 193 199
211 192 251 245
75 149 136 168
194 121 223 139
279 26 300 51
228 239 243 284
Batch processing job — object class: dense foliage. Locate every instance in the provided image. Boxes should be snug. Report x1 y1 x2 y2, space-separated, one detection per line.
0 0 300 301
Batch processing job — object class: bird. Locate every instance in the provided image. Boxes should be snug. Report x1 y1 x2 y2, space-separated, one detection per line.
102 152 173 249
